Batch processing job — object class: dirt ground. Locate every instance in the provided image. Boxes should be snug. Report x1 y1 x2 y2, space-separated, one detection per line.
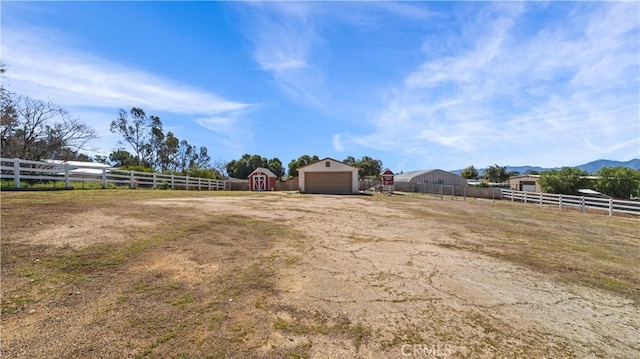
1 191 639 358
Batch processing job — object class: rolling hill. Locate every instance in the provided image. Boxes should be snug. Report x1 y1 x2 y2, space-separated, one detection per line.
451 159 640 176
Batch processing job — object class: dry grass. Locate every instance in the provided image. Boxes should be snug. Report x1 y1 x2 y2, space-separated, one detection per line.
1 189 638 358
377 193 640 302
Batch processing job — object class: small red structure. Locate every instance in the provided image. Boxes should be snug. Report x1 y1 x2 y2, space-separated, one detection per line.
381 169 394 185
248 167 277 191
381 169 395 194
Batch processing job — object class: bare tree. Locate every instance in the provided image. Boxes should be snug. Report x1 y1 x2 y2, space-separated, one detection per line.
1 95 96 160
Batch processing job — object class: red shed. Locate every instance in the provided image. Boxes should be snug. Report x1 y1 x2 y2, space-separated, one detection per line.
381 168 395 194
381 169 394 185
249 167 277 191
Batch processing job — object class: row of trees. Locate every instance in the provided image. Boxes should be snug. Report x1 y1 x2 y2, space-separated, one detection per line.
459 162 640 198
539 166 640 199
226 154 384 180
460 164 519 182
108 107 219 178
226 154 285 179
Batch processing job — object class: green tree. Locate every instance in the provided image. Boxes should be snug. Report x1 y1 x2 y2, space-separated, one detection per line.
355 156 383 179
460 165 478 179
343 156 356 166
109 108 211 174
157 132 180 172
226 154 268 179
484 165 508 183
287 154 319 177
186 167 223 180
110 107 152 166
538 167 588 194
594 167 640 199
109 149 137 167
267 157 285 180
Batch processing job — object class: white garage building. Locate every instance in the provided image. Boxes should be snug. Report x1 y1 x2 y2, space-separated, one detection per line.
298 158 359 194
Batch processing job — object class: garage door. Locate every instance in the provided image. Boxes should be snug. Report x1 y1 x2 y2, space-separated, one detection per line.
305 172 352 194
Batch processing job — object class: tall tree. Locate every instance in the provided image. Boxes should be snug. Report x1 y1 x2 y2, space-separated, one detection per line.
108 108 212 174
110 108 151 166
484 165 508 183
225 153 268 179
343 156 356 166
355 156 383 179
460 165 478 179
268 157 285 180
195 146 212 170
157 131 180 172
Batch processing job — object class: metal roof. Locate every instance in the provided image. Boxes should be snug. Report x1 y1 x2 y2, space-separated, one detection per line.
393 169 439 182
249 167 277 177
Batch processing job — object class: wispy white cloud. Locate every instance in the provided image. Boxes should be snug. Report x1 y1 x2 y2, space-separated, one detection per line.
344 2 639 169
332 134 344 152
238 2 440 111
2 26 254 154
195 108 256 152
237 2 328 109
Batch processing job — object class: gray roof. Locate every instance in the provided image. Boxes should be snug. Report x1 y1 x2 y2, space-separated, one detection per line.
393 169 438 182
250 167 277 177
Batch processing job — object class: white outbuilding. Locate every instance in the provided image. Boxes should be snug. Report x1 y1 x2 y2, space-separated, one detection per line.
394 169 467 186
297 158 359 194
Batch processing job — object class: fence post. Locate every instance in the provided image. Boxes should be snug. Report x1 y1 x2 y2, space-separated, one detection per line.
608 198 613 217
64 163 70 188
559 194 563 210
171 175 175 189
198 177 202 191
439 184 443 200
153 173 157 189
186 176 190 190
130 171 135 189
102 168 108 189
13 158 21 188
539 193 543 207
524 192 527 204
580 196 585 213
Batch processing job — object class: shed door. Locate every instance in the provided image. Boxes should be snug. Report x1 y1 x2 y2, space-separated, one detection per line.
305 172 352 194
253 175 266 191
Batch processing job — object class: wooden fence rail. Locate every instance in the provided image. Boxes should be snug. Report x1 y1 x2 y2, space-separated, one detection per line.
0 158 225 191
501 189 640 216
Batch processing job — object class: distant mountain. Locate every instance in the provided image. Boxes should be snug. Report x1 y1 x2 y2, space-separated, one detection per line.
576 159 640 173
451 159 640 176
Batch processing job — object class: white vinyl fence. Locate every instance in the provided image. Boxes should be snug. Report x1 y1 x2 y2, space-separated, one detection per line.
501 189 640 216
1 157 225 190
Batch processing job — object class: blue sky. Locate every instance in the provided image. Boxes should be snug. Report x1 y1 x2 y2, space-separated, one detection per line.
2 1 639 173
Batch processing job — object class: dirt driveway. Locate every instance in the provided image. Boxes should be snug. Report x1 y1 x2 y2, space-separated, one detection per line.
2 191 639 358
